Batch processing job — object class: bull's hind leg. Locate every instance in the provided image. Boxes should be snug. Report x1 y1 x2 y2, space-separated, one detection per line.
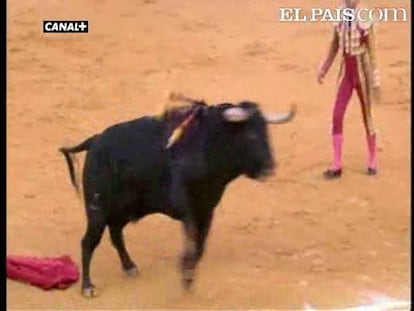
109 222 138 276
81 210 106 298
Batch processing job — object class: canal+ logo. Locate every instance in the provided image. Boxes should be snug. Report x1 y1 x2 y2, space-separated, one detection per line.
43 20 88 33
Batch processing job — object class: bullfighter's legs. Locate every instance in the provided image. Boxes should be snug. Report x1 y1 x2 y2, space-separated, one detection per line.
324 73 354 179
355 76 378 175
109 223 138 276
365 133 377 174
81 210 106 298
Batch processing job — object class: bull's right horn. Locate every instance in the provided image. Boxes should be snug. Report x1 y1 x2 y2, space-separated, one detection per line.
264 104 297 124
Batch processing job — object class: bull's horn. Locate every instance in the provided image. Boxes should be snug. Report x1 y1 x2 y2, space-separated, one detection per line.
223 107 250 122
265 104 296 124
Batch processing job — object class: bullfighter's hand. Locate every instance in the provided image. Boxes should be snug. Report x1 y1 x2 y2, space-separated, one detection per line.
317 68 326 84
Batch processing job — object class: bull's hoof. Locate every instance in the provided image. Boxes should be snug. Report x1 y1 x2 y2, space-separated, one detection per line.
366 167 377 175
181 269 194 290
181 277 194 290
124 266 139 277
82 286 99 299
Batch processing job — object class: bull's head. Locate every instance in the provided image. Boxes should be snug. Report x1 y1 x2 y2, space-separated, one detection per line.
167 92 296 180
221 101 296 179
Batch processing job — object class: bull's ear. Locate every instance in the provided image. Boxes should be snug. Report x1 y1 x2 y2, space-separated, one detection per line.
222 107 251 122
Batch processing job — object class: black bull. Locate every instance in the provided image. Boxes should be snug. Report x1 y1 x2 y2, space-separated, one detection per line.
59 95 296 298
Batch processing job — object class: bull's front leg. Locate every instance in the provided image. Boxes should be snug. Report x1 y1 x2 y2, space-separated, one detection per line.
180 212 213 290
171 173 212 289
180 220 198 289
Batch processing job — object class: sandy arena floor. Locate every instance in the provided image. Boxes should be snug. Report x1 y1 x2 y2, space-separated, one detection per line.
7 0 410 309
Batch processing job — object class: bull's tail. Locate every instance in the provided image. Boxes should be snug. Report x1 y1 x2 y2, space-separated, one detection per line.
59 135 98 195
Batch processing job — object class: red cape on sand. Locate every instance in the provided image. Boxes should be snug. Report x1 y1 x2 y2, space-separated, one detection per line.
7 255 79 290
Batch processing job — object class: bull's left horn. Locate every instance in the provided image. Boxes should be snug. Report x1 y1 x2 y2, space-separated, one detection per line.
265 104 297 124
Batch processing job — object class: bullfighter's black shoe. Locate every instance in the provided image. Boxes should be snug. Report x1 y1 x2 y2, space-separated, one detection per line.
366 167 377 175
323 168 342 179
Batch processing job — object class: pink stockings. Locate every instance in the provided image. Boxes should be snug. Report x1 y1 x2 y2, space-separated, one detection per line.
366 133 377 169
330 133 377 170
